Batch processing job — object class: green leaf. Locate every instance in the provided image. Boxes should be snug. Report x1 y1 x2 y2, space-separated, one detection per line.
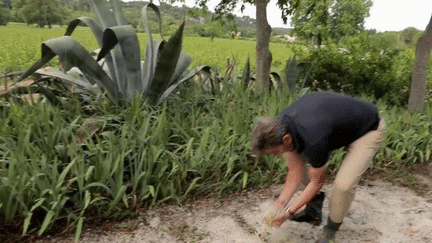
88 0 117 28
74 217 84 243
63 16 122 79
242 171 248 189
84 190 91 210
57 159 76 187
150 21 185 104
84 182 113 197
109 185 126 210
270 72 282 90
142 3 163 39
142 39 164 93
184 177 201 196
65 17 104 47
38 210 55 235
30 198 46 212
155 65 211 106
110 0 128 25
300 60 316 90
40 36 121 102
141 3 164 93
16 52 56 84
98 26 142 100
23 212 32 235
168 53 193 87
85 166 95 181
285 55 302 94
241 56 251 88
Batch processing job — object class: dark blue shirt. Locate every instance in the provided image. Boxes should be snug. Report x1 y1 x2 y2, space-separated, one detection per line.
279 92 380 168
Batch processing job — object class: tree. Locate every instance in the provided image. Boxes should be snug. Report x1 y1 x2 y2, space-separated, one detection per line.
13 0 70 27
330 0 372 43
289 0 331 46
408 15 432 112
0 0 11 25
289 0 371 45
195 0 299 91
399 27 422 45
254 0 272 91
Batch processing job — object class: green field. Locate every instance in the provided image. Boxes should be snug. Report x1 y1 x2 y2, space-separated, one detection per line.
0 23 293 75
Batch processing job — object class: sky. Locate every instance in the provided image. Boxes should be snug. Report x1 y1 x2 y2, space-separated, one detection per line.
129 0 432 32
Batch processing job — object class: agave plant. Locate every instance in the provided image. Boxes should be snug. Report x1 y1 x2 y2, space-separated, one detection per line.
284 55 316 96
2 0 209 106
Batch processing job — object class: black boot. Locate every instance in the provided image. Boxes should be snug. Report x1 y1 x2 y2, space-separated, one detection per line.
315 217 342 243
291 191 325 226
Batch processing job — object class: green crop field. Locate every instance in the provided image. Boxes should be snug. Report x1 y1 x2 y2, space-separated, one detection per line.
0 23 294 76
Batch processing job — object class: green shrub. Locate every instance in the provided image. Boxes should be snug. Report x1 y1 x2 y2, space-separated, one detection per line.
296 37 408 105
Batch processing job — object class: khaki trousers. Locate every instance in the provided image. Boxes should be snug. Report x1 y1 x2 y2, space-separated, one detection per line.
301 118 386 223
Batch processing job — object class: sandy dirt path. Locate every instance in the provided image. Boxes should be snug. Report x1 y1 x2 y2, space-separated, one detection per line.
35 179 432 243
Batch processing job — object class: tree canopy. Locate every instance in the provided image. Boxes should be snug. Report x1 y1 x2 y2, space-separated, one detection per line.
289 0 372 45
13 0 70 27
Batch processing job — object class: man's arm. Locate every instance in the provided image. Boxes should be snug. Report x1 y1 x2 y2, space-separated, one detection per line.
276 152 305 206
287 165 327 213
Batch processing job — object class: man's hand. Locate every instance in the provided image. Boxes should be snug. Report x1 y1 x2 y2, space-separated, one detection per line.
263 201 294 227
274 211 294 227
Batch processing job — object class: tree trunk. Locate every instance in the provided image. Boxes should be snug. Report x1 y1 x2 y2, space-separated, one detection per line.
255 0 272 92
408 15 432 112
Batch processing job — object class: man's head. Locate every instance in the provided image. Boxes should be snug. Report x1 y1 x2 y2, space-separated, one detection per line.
251 116 295 155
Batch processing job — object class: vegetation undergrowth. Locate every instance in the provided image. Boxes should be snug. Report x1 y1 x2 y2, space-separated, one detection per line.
0 76 431 241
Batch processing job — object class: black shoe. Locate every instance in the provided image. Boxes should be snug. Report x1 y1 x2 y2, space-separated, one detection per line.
291 191 325 226
315 217 342 243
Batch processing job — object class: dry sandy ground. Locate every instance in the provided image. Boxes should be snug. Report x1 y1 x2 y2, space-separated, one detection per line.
34 179 432 243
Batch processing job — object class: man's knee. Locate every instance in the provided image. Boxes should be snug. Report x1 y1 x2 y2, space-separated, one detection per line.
333 179 357 194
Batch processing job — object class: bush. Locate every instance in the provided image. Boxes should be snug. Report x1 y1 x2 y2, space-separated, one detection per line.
296 35 410 105
0 5 10 25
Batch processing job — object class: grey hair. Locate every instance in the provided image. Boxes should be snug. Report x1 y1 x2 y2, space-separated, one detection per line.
251 116 290 153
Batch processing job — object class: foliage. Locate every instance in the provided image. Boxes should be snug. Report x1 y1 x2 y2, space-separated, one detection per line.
13 0 70 28
294 34 419 106
289 0 372 45
284 55 315 95
329 0 372 42
0 1 10 26
288 0 331 46
3 0 207 106
1 78 431 241
367 31 399 51
398 27 423 45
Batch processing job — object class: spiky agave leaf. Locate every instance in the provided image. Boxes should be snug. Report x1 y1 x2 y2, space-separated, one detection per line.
285 55 303 94
63 17 118 82
16 36 122 103
241 56 251 89
34 67 101 95
141 3 164 93
149 21 185 104
156 65 211 106
98 25 141 101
